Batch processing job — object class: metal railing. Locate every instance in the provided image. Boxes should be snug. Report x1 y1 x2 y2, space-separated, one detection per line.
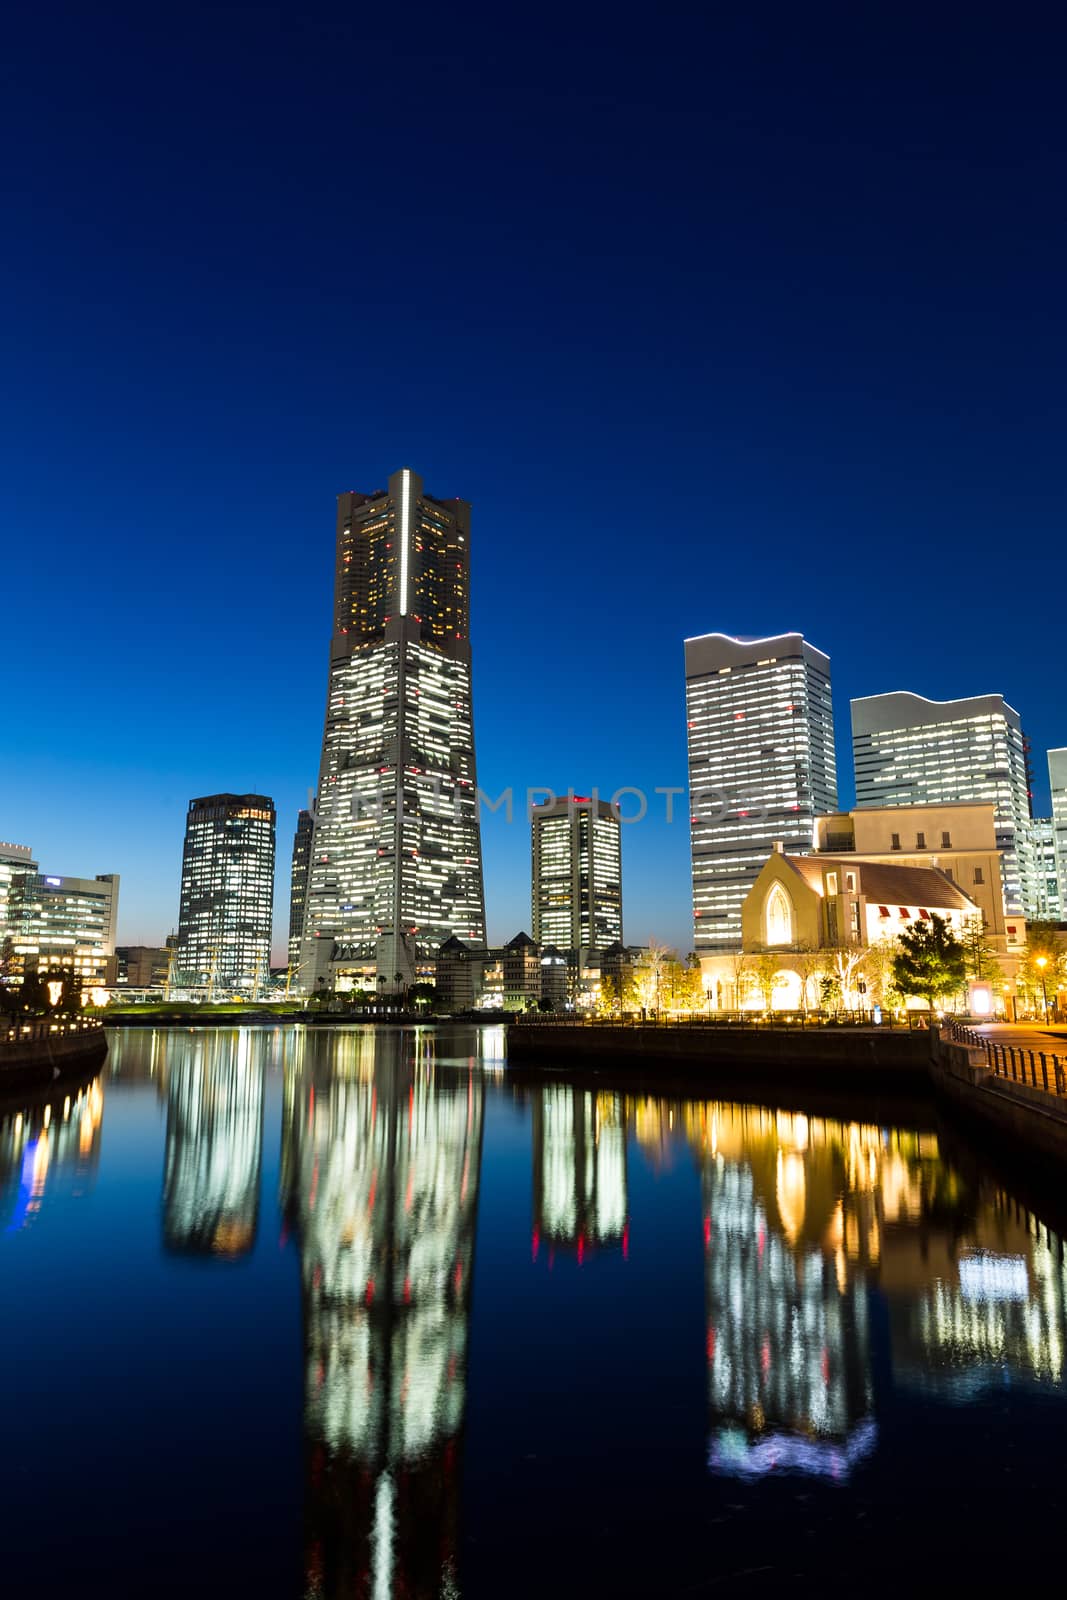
1 1018 105 1047
945 1019 1067 1098
512 1009 897 1030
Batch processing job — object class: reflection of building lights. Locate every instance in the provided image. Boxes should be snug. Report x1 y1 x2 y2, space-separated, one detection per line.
958 1253 1029 1302
709 1419 878 1480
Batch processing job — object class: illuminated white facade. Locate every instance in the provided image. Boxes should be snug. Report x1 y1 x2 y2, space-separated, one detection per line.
175 794 275 996
1050 748 1067 914
6 862 120 988
686 632 837 953
302 468 486 990
851 691 1035 917
1029 817 1062 922
531 796 622 954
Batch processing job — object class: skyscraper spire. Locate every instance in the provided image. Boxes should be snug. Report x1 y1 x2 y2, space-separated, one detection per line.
300 468 487 991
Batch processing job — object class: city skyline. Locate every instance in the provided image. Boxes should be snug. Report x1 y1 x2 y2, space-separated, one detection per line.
3 8 1065 960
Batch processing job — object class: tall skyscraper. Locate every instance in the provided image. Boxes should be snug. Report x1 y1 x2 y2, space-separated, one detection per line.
1029 818 1062 922
531 794 622 953
301 467 486 991
851 692 1035 917
175 794 275 997
287 808 314 973
686 632 837 954
1050 749 1067 917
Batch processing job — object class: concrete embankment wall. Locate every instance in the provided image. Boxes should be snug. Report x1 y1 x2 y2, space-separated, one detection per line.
932 1037 1067 1164
506 1022 929 1089
0 1029 109 1089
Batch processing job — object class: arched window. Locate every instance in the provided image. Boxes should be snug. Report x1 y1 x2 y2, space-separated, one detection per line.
765 882 793 946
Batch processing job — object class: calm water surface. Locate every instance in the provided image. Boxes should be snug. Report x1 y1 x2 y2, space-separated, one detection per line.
2 1024 1066 1597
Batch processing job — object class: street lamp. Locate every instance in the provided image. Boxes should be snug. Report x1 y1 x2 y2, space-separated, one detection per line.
1036 955 1049 1022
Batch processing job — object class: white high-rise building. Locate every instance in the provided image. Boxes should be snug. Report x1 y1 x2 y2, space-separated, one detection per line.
1050 748 1067 918
531 795 622 954
851 692 1035 917
301 468 486 991
686 632 837 953
175 794 275 996
1028 818 1061 923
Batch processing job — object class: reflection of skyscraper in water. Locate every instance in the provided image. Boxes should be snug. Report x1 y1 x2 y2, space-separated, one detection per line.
531 1087 628 1259
162 1030 264 1256
282 1030 484 1599
0 1078 104 1231
692 1106 874 1478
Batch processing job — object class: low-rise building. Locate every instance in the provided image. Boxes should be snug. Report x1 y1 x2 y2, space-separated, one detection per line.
700 849 981 1012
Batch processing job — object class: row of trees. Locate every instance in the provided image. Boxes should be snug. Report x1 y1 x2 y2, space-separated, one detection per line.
594 918 1067 1018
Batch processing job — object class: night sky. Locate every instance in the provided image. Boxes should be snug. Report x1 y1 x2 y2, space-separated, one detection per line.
3 2 1064 959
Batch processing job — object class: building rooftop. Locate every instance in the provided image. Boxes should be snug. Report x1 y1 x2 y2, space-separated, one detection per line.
781 854 977 913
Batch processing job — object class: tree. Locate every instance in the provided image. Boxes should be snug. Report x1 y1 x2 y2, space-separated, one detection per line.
790 943 829 1014
1018 921 1066 1013
890 914 966 1016
752 951 780 1012
727 949 752 1011
408 982 438 1009
537 996 555 1012
632 940 674 1014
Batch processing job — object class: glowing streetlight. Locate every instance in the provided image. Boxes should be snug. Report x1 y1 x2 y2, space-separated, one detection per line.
1036 955 1049 1022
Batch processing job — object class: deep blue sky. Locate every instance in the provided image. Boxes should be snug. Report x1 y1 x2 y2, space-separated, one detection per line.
2 1 1065 958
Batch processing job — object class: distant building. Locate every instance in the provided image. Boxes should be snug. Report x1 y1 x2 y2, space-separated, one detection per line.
175 794 275 997
1050 749 1067 916
301 467 486 993
7 868 119 988
686 632 837 955
539 945 570 1009
812 802 1024 957
288 808 314 975
503 931 541 1011
435 935 489 1012
116 945 170 988
0 842 36 954
1029 818 1062 923
851 691 1035 918
531 795 622 955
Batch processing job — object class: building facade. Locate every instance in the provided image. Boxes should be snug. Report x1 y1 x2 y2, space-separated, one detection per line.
175 794 275 997
686 632 838 954
0 841 37 957
116 945 171 988
1050 749 1067 917
1029 818 1062 923
531 794 622 955
851 692 1035 918
812 801 1022 954
301 468 486 992
6 868 120 989
287 808 314 974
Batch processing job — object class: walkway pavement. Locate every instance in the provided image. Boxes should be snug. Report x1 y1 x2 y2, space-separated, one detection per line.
975 1022 1067 1052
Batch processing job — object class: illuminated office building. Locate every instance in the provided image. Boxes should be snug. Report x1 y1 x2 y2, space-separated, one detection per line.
162 1032 264 1256
531 795 622 954
287 807 314 973
175 793 275 996
7 865 120 987
0 841 36 947
282 1032 484 1597
686 632 837 953
851 691 1035 916
301 467 486 992
1051 748 1067 913
531 1087 627 1256
1029 817 1062 922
